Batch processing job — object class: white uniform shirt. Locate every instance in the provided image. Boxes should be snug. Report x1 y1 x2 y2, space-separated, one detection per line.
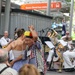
0 37 10 47
0 37 14 60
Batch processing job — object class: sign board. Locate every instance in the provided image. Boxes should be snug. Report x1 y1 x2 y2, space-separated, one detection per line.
20 2 61 10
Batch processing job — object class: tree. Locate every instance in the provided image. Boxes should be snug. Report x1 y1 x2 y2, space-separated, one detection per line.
65 0 71 2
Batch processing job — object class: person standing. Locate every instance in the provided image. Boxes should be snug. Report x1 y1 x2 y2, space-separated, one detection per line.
62 19 67 36
4 26 41 72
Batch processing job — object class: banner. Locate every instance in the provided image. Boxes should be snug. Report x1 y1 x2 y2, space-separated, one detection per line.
20 2 61 10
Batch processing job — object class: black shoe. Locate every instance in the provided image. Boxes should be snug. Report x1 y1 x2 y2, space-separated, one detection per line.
46 62 49 67
47 68 56 71
64 68 75 72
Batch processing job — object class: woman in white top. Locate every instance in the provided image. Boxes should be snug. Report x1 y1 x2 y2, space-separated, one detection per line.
4 26 38 71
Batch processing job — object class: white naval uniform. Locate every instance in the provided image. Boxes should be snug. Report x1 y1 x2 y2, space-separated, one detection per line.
0 37 10 46
47 49 54 62
63 48 75 69
0 37 14 60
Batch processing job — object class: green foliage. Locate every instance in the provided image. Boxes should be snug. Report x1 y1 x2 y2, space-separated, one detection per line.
57 34 62 39
65 0 71 2
74 2 75 10
65 0 75 10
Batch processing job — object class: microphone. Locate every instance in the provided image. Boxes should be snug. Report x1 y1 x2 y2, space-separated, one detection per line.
42 29 44 33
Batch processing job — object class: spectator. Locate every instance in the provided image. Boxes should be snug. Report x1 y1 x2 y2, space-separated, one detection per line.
62 19 67 36
0 49 18 75
19 64 40 75
4 28 27 71
24 34 45 75
10 25 45 74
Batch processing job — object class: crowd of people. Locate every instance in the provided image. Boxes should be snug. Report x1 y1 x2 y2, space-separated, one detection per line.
0 25 75 75
0 25 46 75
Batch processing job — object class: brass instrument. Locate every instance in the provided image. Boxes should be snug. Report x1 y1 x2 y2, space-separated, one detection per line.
57 43 64 49
48 29 58 45
2 45 8 48
50 29 58 38
2 40 13 49
55 40 66 72
63 36 72 42
47 29 64 72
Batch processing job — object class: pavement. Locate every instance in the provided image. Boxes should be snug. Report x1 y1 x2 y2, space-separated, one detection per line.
46 71 75 75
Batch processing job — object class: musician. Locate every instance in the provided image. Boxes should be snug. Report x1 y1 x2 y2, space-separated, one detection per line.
46 31 61 71
47 30 65 72
63 42 75 72
0 31 14 61
0 31 11 47
47 31 55 67
61 31 72 42
61 31 72 52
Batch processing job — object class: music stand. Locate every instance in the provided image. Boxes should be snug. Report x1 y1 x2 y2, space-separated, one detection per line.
39 36 51 45
39 36 58 70
39 36 51 60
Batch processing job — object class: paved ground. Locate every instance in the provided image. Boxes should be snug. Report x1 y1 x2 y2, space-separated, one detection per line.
46 71 75 75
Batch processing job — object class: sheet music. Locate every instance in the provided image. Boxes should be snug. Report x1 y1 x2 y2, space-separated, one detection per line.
45 41 55 49
58 40 67 46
